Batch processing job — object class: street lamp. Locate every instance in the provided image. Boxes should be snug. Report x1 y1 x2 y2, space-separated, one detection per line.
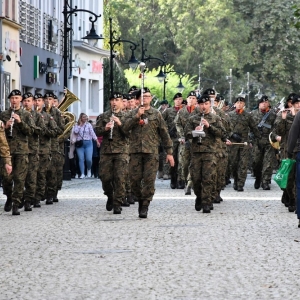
109 17 139 94
62 0 103 88
176 76 185 93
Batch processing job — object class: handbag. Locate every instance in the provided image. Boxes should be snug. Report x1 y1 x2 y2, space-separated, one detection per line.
75 125 86 148
273 158 296 189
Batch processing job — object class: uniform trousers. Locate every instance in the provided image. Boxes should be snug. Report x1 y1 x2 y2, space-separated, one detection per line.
35 154 51 201
23 153 39 202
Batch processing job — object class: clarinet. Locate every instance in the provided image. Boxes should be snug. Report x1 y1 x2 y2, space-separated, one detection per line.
8 106 15 139
108 107 115 141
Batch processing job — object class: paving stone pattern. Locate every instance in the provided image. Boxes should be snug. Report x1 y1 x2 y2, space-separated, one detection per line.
0 175 299 300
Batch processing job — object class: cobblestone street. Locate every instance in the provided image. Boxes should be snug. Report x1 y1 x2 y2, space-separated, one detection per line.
0 175 299 300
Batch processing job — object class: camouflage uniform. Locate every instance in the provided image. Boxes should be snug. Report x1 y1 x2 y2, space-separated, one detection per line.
175 106 195 186
44 106 65 202
0 107 34 211
184 111 223 209
250 108 277 188
123 107 173 212
228 109 260 189
35 111 57 206
23 110 44 207
272 112 296 209
162 106 183 188
0 121 12 165
95 109 128 209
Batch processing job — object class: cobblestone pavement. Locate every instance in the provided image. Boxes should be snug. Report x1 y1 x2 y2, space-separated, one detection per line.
0 175 300 300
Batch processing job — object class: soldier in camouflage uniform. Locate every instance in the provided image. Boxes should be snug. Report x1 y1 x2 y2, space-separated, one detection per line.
0 120 12 177
21 92 45 211
228 96 260 191
272 94 300 212
95 93 129 214
44 92 65 204
162 93 184 189
34 94 57 207
175 91 198 190
0 89 34 215
123 87 174 218
184 94 223 213
250 95 277 190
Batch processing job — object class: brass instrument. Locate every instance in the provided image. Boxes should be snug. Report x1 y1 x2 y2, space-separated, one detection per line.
269 132 280 150
217 99 225 110
58 88 80 139
8 106 15 139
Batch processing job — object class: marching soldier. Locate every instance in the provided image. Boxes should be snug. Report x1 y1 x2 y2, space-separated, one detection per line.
95 92 129 214
123 87 174 218
228 96 260 191
0 120 12 177
184 94 223 213
21 92 45 210
0 89 34 215
250 95 277 190
43 92 65 204
34 93 57 207
162 93 184 189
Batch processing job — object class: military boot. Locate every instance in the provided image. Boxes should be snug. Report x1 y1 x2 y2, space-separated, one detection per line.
202 205 211 213
18 197 25 209
12 204 20 215
170 176 177 189
113 205 122 214
139 201 149 218
177 180 185 189
138 200 143 214
262 182 270 190
46 198 53 205
157 171 164 179
34 200 41 208
209 203 214 210
24 201 32 211
121 197 130 207
106 197 113 211
213 195 220 203
4 197 12 212
126 193 135 205
53 191 59 203
195 197 202 211
185 185 192 195
254 176 261 189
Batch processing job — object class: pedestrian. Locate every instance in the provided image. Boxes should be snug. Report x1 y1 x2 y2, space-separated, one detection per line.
0 89 35 215
74 113 100 179
184 94 223 213
123 87 174 218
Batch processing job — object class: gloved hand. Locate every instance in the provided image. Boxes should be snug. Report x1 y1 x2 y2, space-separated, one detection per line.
231 133 242 143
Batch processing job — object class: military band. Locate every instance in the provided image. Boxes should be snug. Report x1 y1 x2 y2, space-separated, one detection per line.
1 86 300 229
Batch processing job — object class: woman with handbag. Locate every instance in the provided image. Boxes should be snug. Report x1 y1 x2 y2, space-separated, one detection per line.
74 113 100 179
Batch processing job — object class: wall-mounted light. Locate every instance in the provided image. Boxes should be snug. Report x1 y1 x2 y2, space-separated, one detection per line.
16 60 22 67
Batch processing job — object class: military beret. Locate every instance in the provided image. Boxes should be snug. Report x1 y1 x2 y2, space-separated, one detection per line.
22 92 34 100
122 94 132 100
187 91 197 97
44 92 55 98
135 87 151 99
203 88 215 95
8 89 22 98
53 94 58 99
287 93 296 102
128 86 138 93
292 94 300 104
109 92 123 100
160 99 169 105
173 93 183 100
235 96 245 103
197 94 210 104
34 93 44 100
258 95 269 103
182 100 187 105
216 95 224 102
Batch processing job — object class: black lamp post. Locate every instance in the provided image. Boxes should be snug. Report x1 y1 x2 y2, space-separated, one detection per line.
109 17 139 94
62 0 103 180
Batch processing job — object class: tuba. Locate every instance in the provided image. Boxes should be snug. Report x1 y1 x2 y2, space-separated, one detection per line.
58 88 80 139
269 132 280 150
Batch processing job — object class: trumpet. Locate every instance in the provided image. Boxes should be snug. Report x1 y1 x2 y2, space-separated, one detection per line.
109 107 115 141
8 106 15 139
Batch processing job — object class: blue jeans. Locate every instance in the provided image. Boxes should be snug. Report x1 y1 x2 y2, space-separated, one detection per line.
76 140 93 175
296 152 300 219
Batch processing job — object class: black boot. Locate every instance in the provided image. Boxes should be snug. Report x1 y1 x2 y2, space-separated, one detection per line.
213 196 220 203
53 191 59 203
177 180 185 189
170 175 177 189
34 200 41 208
254 176 261 189
262 182 270 190
185 185 192 195
195 197 202 211
138 200 143 214
139 201 149 218
121 197 130 207
113 205 122 214
12 204 20 215
46 198 53 205
18 197 24 209
4 197 12 212
24 201 32 211
127 193 135 205
106 197 113 211
202 205 211 213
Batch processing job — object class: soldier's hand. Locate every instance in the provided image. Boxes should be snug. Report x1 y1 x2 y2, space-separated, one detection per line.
5 119 13 129
13 114 21 123
225 139 232 145
276 136 281 142
166 154 175 167
178 137 185 144
5 164 12 175
281 110 288 119
202 119 210 128
105 121 114 131
136 106 145 118
112 116 121 126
